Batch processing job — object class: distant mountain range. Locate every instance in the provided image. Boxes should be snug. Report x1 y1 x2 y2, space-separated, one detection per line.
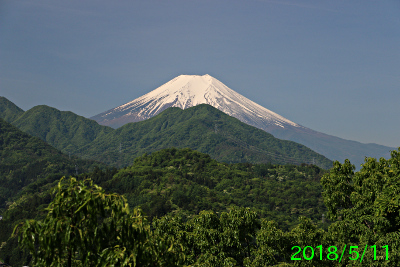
0 97 332 168
90 75 395 167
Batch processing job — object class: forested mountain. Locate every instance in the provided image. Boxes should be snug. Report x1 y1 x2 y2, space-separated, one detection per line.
90 74 395 168
0 97 24 123
11 105 113 154
79 104 332 169
0 118 108 265
0 97 332 169
0 118 106 210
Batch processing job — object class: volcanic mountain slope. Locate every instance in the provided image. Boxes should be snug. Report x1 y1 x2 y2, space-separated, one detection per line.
91 74 395 167
91 74 300 131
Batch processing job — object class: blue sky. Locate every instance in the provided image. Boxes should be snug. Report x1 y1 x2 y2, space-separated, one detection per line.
1 0 399 147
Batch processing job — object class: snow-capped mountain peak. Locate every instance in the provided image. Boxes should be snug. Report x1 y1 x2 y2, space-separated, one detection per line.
90 74 395 168
92 74 301 130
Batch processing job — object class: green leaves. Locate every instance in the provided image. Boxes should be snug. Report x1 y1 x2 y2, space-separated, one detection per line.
321 159 355 220
321 148 400 265
14 177 152 266
152 206 264 266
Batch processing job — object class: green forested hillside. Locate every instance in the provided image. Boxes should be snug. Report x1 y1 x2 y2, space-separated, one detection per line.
87 148 327 229
78 105 332 168
0 98 332 168
12 105 113 154
0 118 108 265
0 97 24 123
0 118 106 210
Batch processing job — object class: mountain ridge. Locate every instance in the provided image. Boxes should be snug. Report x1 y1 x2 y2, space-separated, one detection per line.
0 97 332 168
80 104 333 168
90 74 395 167
0 96 24 123
12 104 114 154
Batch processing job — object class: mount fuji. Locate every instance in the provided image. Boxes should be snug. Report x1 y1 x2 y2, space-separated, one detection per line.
91 74 394 167
91 74 301 130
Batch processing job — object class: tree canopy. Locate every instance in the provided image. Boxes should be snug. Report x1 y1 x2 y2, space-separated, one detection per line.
15 177 181 267
321 148 400 265
4 147 400 266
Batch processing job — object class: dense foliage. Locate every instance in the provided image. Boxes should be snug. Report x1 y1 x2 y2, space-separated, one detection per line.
320 149 400 266
2 148 400 266
13 148 400 266
0 118 107 265
0 147 327 266
78 104 332 168
13 177 325 266
16 178 154 267
86 148 328 229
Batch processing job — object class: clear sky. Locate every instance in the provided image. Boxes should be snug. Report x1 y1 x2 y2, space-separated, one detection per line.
1 0 399 148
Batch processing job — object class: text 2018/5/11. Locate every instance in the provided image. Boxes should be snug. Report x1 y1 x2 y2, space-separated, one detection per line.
291 245 389 262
